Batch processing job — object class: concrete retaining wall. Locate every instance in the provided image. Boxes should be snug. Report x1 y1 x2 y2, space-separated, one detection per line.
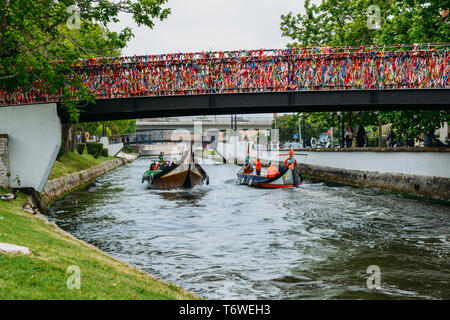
0 134 8 188
40 158 126 208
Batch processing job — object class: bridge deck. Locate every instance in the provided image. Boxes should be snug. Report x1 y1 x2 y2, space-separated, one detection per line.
59 89 450 123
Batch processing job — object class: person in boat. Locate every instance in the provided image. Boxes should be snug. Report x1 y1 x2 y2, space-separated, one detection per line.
159 152 164 163
284 149 297 170
266 162 280 178
254 158 262 175
160 160 169 170
243 155 253 174
149 161 157 171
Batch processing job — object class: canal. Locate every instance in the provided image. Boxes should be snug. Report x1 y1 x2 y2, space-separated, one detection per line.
47 157 450 299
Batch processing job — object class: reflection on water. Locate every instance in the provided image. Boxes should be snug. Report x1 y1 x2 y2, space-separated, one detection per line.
157 191 206 207
48 157 450 299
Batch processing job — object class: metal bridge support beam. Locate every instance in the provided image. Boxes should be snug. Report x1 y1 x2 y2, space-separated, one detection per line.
0 103 61 192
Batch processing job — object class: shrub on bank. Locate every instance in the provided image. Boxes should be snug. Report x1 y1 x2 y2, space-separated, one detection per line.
77 143 86 155
102 148 109 157
86 142 103 158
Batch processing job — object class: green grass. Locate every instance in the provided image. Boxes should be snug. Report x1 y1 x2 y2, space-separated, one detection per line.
49 151 116 180
0 188 199 300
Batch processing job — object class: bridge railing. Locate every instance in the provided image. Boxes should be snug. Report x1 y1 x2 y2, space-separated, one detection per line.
1 44 449 105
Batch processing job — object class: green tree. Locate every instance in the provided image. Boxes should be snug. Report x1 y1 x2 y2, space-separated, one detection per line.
78 120 136 137
275 114 300 142
276 113 330 143
0 0 171 120
280 0 450 144
1 1 170 154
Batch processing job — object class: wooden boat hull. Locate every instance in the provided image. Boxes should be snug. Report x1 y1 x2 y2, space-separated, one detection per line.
237 167 302 189
144 145 209 190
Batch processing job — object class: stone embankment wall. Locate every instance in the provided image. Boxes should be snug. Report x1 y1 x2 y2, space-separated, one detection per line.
40 158 130 208
0 134 8 188
300 163 450 201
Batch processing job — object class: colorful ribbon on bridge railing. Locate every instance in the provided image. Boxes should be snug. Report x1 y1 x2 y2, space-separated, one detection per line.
1 46 449 105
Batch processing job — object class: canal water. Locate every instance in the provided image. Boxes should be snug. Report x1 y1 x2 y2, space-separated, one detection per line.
47 157 450 299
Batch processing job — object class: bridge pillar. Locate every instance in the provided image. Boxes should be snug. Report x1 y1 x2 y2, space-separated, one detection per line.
0 103 61 192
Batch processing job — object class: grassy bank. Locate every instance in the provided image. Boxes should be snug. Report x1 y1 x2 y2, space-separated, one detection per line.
49 151 116 180
0 188 198 299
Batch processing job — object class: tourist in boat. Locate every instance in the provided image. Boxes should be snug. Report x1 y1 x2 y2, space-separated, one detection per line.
254 158 262 175
160 160 169 170
159 152 164 163
266 162 279 178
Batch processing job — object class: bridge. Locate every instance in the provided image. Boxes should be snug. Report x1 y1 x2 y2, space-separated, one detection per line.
1 45 449 122
1 44 450 192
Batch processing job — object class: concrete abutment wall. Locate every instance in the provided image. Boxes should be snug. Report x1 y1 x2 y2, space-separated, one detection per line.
0 103 61 192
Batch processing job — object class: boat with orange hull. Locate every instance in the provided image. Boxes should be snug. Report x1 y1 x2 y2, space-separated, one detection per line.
142 145 209 190
236 166 302 189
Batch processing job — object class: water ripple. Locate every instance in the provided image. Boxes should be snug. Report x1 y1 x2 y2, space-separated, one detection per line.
47 158 450 300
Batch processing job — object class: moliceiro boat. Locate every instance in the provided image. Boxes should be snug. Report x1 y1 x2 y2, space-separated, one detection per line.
142 144 209 190
237 166 302 189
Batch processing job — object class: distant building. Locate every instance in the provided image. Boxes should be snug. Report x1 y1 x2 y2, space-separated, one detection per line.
134 115 273 142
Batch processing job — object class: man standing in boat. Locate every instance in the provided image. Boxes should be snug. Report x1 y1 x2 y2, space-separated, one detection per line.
254 158 262 176
159 152 164 163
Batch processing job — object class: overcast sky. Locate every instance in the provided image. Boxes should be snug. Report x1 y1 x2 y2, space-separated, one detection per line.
111 0 310 56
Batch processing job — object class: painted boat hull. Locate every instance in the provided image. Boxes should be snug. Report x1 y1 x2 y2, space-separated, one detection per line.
237 167 302 189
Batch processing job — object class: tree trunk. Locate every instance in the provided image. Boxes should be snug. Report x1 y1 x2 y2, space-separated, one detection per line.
378 119 383 148
62 123 70 154
347 112 352 129
70 124 77 152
